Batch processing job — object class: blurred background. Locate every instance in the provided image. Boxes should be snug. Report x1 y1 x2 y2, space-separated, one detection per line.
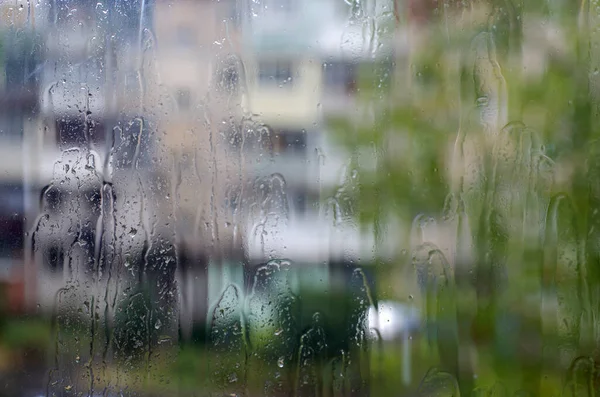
1 0 599 396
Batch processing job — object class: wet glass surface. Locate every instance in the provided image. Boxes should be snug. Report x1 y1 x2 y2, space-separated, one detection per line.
2 0 600 396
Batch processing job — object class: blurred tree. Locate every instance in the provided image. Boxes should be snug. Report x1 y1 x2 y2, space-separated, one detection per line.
329 0 600 394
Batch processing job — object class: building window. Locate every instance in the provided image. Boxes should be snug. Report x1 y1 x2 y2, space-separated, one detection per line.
88 119 106 147
290 190 308 215
56 118 86 147
271 129 307 155
323 61 357 94
176 89 192 110
258 60 294 86
0 184 24 259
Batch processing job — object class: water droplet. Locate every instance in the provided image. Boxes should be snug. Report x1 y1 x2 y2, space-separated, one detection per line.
277 356 285 368
155 319 162 329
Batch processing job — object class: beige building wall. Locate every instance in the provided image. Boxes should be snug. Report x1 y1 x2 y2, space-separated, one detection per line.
245 56 323 129
151 0 245 256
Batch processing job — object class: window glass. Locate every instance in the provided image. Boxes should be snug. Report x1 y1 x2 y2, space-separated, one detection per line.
3 1 600 396
258 59 294 86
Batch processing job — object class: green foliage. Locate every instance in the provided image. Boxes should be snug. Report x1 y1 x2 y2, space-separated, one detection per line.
113 282 170 364
326 1 600 395
0 317 52 350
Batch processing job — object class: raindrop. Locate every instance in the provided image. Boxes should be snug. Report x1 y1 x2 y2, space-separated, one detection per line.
417 368 460 396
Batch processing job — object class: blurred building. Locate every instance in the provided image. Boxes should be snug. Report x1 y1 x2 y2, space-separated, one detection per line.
152 0 244 258
239 0 395 258
150 0 246 337
21 0 248 315
230 0 398 311
0 0 398 315
0 1 46 311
